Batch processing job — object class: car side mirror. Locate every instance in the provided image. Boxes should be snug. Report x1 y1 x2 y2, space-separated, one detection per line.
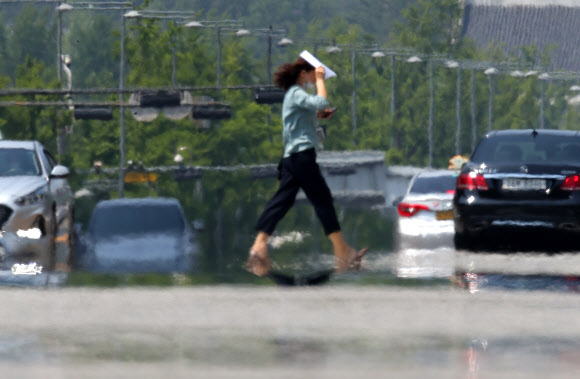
50 165 70 179
74 222 84 235
191 220 205 232
392 196 403 207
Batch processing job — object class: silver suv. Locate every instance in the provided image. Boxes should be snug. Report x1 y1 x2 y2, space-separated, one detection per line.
0 141 73 271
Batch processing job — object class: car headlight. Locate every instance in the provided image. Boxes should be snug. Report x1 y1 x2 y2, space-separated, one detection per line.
15 186 47 207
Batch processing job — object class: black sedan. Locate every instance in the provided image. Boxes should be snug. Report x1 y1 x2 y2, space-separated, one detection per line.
453 129 580 250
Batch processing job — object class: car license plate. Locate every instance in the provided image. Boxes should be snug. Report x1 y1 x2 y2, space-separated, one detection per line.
502 178 546 191
435 210 454 220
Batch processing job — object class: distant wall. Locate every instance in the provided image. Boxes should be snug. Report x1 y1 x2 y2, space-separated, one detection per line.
384 166 425 207
297 150 387 208
298 151 427 209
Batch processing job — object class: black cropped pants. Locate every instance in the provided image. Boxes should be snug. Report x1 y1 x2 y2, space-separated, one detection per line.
255 148 341 236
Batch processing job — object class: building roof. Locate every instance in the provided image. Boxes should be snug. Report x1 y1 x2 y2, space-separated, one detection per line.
467 0 580 6
461 0 580 71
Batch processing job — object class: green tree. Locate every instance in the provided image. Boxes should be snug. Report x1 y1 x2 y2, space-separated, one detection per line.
64 12 120 88
4 5 56 83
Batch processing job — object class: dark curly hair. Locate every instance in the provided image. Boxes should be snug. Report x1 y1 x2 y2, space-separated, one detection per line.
273 57 315 91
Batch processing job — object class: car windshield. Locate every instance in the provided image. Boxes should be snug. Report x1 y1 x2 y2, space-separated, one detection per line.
471 133 580 164
0 148 41 176
90 203 185 239
410 175 458 194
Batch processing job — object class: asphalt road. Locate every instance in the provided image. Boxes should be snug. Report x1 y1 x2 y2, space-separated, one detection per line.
0 285 579 378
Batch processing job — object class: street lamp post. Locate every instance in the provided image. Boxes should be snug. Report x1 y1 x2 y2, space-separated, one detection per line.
448 59 531 151
455 64 462 155
120 9 197 196
119 12 126 197
54 1 133 196
484 67 498 132
56 2 132 84
539 73 549 129
267 27 272 85
217 26 222 87
326 43 385 144
406 55 435 167
471 69 477 150
445 60 462 156
227 25 290 138
233 26 290 85
56 3 64 80
351 49 357 135
390 55 396 123
428 60 434 167
184 20 244 88
368 48 415 147
124 10 198 86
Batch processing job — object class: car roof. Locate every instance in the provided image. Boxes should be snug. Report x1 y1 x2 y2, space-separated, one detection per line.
484 129 580 138
0 140 39 150
96 197 182 209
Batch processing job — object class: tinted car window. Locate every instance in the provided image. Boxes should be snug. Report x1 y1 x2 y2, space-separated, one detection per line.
0 148 41 176
410 175 457 194
91 203 185 238
44 150 57 172
471 134 580 164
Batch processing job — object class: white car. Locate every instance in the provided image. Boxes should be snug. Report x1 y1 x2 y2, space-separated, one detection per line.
394 170 459 250
0 141 74 271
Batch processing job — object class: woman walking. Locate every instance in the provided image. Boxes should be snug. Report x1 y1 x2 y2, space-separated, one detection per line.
246 53 367 276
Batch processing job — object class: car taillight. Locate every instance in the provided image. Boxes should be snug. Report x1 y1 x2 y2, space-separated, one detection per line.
561 175 580 191
456 172 489 191
397 203 430 217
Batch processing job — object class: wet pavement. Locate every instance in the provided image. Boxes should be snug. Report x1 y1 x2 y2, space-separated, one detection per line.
2 207 580 377
0 285 580 378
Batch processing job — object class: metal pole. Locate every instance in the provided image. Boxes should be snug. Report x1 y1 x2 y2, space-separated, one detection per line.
352 49 357 139
217 27 222 88
267 26 272 84
455 66 462 155
390 54 395 123
57 5 62 81
118 14 126 197
540 79 545 129
171 44 177 87
266 27 272 140
428 60 434 167
488 74 493 131
471 69 477 151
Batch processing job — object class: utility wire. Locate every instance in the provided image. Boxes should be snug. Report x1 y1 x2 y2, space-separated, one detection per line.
0 84 276 97
0 100 231 107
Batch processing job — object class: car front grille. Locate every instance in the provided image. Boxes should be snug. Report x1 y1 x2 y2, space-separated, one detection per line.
0 205 12 229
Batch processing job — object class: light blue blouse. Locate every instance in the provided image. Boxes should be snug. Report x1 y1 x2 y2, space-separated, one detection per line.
282 85 330 158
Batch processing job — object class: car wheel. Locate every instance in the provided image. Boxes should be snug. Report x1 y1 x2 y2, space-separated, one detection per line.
66 209 75 268
454 231 475 251
40 212 57 272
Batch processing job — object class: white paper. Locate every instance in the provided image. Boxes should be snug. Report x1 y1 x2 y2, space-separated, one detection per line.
299 50 337 79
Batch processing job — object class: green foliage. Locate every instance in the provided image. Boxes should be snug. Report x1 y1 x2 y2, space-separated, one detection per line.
64 13 120 88
386 148 404 165
1 0 568 171
0 0 574 169
2 5 56 82
394 0 462 54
